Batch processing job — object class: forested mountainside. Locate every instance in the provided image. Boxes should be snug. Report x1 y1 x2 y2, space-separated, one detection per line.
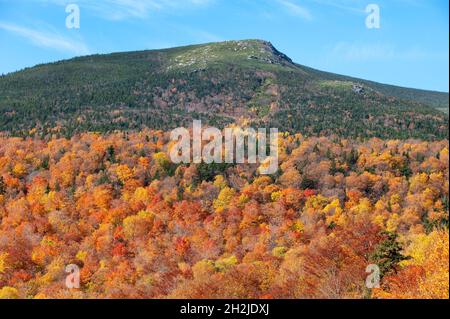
0 40 448 139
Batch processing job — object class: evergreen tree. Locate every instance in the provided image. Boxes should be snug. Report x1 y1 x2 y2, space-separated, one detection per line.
370 231 410 278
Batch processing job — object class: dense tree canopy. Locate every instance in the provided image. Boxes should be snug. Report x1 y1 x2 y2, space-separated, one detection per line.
0 131 448 298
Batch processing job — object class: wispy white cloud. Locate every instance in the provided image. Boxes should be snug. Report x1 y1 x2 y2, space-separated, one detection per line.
308 0 365 14
276 0 313 20
392 0 428 7
0 22 90 55
331 42 448 61
39 0 214 20
307 0 429 14
182 27 223 42
332 42 395 60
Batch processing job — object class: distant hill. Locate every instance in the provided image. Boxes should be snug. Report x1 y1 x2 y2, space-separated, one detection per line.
0 39 448 139
299 65 449 112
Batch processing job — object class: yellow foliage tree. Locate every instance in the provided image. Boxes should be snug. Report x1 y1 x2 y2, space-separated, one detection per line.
213 187 236 212
0 286 19 299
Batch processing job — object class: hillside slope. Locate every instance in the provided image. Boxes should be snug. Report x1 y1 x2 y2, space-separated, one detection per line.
0 39 448 139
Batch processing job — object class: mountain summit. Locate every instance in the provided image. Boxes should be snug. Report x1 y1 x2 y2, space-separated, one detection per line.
164 40 294 71
0 39 448 139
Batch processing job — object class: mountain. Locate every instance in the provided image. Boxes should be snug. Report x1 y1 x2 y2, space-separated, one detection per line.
0 39 448 139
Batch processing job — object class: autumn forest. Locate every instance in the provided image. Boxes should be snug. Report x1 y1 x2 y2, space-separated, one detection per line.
0 130 448 299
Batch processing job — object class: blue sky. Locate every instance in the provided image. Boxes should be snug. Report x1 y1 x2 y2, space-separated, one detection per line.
0 0 448 92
